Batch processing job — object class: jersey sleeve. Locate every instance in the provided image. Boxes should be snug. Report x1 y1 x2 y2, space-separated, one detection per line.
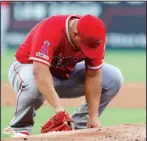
85 41 106 71
29 20 59 67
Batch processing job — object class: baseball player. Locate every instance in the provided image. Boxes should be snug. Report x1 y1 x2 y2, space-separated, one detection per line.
3 14 124 137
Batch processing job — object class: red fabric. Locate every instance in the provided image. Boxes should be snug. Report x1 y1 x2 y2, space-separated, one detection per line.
77 15 106 60
20 132 29 135
15 15 106 79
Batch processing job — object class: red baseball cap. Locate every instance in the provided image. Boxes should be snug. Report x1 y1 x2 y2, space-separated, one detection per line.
77 15 106 59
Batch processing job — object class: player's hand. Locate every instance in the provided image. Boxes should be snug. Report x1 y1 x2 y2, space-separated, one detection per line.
87 116 101 128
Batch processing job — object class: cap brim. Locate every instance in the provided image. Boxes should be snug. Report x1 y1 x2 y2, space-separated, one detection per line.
80 41 105 59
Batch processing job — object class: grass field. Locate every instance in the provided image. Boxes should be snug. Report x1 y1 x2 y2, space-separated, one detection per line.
1 49 146 138
2 106 146 138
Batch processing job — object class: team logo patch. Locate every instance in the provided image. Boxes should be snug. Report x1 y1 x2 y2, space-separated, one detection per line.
36 40 50 60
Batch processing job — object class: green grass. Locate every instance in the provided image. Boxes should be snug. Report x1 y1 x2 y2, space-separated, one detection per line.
1 50 16 82
105 50 146 83
1 49 146 82
1 106 146 138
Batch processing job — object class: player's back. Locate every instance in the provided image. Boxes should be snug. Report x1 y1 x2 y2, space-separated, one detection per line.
15 15 69 63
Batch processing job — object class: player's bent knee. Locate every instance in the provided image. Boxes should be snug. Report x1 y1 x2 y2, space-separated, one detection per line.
103 66 124 98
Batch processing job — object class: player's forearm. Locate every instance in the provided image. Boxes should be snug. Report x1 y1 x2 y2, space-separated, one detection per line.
33 63 64 112
84 69 102 118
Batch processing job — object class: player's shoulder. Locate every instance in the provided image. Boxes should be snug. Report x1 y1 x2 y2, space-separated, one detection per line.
36 15 68 30
45 15 69 23
44 14 82 24
34 14 83 37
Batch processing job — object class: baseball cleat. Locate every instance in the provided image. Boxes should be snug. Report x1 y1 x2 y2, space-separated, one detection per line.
3 126 29 137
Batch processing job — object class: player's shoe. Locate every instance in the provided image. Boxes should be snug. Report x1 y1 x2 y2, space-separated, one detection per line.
3 126 29 137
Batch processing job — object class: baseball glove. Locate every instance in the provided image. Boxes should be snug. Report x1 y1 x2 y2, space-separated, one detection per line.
41 111 74 133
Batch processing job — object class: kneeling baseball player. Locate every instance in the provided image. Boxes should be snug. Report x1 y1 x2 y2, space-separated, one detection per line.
3 14 124 137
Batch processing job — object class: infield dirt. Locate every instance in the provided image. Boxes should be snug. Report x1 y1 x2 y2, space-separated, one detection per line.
2 83 146 108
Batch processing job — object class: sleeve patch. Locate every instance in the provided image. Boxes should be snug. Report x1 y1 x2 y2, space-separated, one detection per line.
36 40 50 60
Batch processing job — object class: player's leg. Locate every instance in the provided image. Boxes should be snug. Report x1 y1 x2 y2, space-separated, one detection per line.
55 62 85 98
5 61 44 134
56 61 124 129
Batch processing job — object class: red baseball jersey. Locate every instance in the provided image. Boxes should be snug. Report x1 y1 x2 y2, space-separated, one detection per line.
15 15 105 79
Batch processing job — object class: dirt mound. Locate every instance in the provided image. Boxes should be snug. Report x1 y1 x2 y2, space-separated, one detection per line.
6 124 146 141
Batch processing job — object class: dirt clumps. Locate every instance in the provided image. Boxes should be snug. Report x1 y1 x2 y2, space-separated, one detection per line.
6 124 146 141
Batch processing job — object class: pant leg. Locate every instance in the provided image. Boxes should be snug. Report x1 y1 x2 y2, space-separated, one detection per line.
8 61 44 134
63 62 124 129
55 62 85 98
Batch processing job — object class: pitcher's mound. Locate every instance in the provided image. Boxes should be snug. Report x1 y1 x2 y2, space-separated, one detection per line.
8 124 146 141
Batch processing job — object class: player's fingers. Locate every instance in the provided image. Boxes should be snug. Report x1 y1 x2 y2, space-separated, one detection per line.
70 122 75 130
65 120 75 130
